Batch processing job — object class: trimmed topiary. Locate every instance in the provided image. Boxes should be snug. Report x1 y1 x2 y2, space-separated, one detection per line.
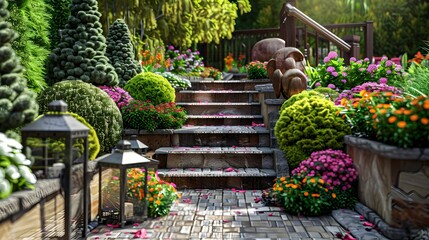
106 19 141 86
274 93 351 170
124 72 175 105
0 0 39 132
38 80 122 154
46 0 118 86
279 90 325 113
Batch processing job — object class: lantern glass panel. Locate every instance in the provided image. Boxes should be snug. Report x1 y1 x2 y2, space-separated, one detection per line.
100 166 147 225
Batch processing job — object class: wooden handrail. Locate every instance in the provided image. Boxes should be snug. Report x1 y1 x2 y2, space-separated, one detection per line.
284 3 351 52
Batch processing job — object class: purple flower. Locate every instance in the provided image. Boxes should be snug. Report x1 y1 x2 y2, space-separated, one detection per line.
387 70 392 74
364 58 370 62
342 72 348 77
315 82 321 87
350 57 357 62
331 71 339 77
323 57 330 63
327 51 338 59
168 45 175 50
327 83 336 89
379 77 388 84
367 64 377 73
385 60 393 67
326 66 335 72
341 79 347 83
381 56 388 61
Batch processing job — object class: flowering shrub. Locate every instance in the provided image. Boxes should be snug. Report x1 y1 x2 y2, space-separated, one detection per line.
246 61 268 79
339 91 429 148
122 100 187 131
334 82 402 105
201 67 222 80
140 47 170 72
165 45 204 75
156 72 192 89
292 149 358 191
311 52 403 91
0 133 37 199
146 171 180 217
99 86 134 110
224 52 246 72
273 175 335 216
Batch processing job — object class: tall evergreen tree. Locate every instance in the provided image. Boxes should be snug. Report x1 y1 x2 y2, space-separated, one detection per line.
7 0 50 93
0 0 39 132
106 19 141 86
46 0 118 86
46 0 72 50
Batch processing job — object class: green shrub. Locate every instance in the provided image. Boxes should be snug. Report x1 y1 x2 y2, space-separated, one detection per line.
157 72 191 89
28 112 100 160
122 100 187 131
124 72 175 105
46 0 118 86
274 93 350 170
106 19 142 86
279 90 325 113
246 61 268 79
38 80 122 154
0 0 39 132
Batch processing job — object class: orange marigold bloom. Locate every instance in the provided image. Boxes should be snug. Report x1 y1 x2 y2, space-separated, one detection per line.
424 103 429 110
421 117 429 125
302 178 307 183
280 177 286 182
277 187 283 191
379 109 387 114
148 197 154 202
394 109 403 115
325 188 329 192
291 185 298 189
388 116 397 124
155 199 161 205
410 114 419 122
369 109 376 114
318 179 325 184
304 192 309 197
332 193 336 199
411 99 419 106
384 92 393 97
359 90 367 96
372 114 377 119
311 193 320 198
340 98 347 106
149 188 154 192
310 178 316 183
397 121 407 128
403 110 412 115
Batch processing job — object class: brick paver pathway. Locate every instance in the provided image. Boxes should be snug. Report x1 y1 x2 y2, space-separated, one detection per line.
88 189 345 239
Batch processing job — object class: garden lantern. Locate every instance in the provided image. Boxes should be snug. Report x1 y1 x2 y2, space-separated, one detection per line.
21 100 90 239
128 135 149 155
97 140 151 227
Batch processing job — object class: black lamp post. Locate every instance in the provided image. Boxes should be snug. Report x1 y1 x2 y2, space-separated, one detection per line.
21 100 90 239
97 140 151 227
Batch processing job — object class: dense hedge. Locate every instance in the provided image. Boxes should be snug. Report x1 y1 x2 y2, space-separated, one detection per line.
124 72 175 105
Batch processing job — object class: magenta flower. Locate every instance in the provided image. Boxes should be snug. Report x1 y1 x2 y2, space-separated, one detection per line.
379 77 388 84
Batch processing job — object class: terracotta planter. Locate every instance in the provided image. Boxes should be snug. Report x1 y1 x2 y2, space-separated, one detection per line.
345 135 429 229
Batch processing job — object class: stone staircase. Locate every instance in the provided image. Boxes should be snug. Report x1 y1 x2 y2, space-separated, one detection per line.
126 79 287 189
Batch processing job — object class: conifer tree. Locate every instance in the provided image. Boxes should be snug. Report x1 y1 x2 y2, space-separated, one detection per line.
47 0 118 86
106 19 141 86
0 0 39 132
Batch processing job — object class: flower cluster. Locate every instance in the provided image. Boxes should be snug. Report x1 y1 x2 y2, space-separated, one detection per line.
311 52 403 91
165 45 204 75
157 72 192 89
201 67 222 80
246 61 268 79
146 171 180 217
339 91 429 148
0 133 37 199
334 82 402 105
122 100 187 131
292 149 358 191
273 175 335 216
98 85 134 109
409 51 429 64
224 52 235 72
140 47 170 72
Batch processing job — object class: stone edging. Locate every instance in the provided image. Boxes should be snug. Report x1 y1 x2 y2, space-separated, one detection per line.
344 135 429 160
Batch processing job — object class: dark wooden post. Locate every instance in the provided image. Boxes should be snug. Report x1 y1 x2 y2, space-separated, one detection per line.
342 35 360 65
280 1 296 47
364 21 374 61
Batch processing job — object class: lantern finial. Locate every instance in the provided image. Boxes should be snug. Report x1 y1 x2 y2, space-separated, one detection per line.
48 100 68 112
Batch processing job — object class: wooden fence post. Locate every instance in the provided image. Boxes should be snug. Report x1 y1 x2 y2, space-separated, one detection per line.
342 35 360 64
280 0 296 47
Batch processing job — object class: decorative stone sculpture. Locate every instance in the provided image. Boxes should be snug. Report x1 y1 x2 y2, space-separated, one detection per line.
251 38 286 62
266 47 308 99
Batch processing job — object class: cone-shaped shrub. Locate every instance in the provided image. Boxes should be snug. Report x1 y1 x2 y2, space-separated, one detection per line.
38 80 122 154
46 0 118 86
0 0 39 132
106 19 141 86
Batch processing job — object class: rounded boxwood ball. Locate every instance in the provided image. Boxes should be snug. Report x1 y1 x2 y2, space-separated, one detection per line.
124 72 175 105
38 80 122 154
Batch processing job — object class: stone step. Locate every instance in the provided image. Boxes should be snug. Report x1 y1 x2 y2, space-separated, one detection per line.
177 102 261 115
154 147 274 169
176 90 259 103
173 126 270 147
158 168 276 177
185 114 264 126
189 79 271 91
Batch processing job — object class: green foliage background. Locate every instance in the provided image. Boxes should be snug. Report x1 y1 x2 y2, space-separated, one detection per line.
46 0 71 50
7 0 51 93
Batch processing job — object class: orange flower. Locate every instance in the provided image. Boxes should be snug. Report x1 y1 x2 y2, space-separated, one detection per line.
403 110 411 115
331 193 336 199
383 104 391 109
155 199 161 205
379 109 387 114
369 109 376 114
424 103 429 110
318 179 325 184
310 178 316 183
410 114 419 122
280 177 286 182
411 99 419 106
311 193 320 198
302 178 307 183
340 98 347 106
148 197 154 202
304 192 309 197
325 188 329 192
397 121 406 128
388 116 397 124
291 185 298 189
384 92 393 97
277 187 283 191
149 188 154 192
421 117 429 125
